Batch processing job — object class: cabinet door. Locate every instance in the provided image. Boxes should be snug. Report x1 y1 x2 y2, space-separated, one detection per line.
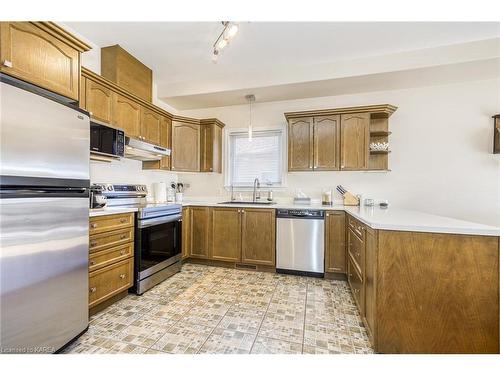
325 211 346 273
171 121 200 172
340 113 369 170
0 22 80 100
190 206 210 259
209 207 241 262
182 207 191 259
241 208 276 266
140 107 161 145
313 115 340 170
159 116 172 170
288 117 313 171
85 79 114 124
112 94 141 139
364 228 377 343
200 124 213 172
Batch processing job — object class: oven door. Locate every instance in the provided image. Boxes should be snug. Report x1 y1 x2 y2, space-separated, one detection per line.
136 214 182 280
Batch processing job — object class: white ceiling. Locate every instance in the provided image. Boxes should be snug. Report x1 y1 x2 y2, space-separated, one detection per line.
65 22 500 109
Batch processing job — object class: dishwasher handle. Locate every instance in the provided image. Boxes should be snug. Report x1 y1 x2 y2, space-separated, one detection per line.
276 209 324 219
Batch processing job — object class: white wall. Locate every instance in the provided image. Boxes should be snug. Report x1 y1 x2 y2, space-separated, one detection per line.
90 158 177 199
179 79 500 226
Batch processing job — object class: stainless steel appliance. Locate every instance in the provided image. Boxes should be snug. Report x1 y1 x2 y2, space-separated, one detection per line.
0 74 90 353
98 184 182 295
90 120 124 158
276 209 325 277
124 137 171 161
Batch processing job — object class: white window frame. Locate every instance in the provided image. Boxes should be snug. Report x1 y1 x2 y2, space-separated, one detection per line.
224 125 287 190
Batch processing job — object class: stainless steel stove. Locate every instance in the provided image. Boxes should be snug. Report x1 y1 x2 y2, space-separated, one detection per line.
97 183 182 294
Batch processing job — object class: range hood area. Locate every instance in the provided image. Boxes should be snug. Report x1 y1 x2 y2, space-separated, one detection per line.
124 136 171 161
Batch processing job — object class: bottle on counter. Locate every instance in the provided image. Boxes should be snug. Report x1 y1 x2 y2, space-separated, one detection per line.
322 189 333 206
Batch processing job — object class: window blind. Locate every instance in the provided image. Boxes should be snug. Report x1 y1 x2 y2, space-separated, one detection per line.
229 129 283 187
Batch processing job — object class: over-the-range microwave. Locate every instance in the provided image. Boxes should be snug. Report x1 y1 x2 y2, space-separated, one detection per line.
90 121 125 158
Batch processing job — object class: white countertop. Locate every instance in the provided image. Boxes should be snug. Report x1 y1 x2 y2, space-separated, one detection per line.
88 199 500 236
181 199 500 237
89 206 138 217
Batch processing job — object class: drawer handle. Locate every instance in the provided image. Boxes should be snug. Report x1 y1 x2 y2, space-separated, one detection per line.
354 288 360 293
90 223 97 229
89 260 95 265
120 250 126 255
120 234 127 240
120 219 127 224
119 274 126 279
2 60 13 68
89 287 97 293
90 241 97 247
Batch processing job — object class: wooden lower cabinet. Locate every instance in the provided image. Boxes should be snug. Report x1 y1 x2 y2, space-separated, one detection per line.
181 207 191 259
210 207 241 262
184 206 276 267
364 227 377 344
347 254 364 315
88 213 134 312
241 208 276 266
324 211 346 273
88 258 133 309
189 206 210 259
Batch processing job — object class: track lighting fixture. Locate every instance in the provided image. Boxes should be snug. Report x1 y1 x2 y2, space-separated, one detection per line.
212 21 239 63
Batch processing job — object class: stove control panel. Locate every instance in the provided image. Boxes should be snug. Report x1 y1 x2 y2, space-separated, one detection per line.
96 184 148 196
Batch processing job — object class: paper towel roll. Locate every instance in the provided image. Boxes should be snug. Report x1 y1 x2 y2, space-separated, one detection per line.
152 182 167 203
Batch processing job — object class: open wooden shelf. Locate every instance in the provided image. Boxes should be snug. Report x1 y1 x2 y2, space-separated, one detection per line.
370 150 391 155
370 131 392 136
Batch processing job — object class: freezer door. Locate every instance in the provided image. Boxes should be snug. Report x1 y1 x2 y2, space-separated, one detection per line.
0 81 89 181
0 196 89 353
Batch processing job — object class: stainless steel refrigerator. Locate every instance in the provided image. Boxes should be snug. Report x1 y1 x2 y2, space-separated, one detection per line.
0 75 90 353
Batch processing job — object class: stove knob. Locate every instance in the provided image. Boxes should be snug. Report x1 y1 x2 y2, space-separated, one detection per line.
107 186 113 191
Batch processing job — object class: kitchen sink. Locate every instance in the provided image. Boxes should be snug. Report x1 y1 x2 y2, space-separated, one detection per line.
218 201 277 205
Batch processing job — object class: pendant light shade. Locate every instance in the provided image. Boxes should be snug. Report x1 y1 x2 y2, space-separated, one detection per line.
245 94 255 141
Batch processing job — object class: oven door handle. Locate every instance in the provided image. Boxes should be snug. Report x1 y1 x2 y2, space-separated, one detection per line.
138 214 182 228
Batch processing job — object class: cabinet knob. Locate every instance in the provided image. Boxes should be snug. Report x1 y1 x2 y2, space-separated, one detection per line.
120 250 126 255
120 234 127 240
90 223 97 229
241 209 245 213
120 218 127 224
89 287 97 293
2 60 13 68
90 241 97 247
119 274 126 279
89 260 95 265
326 213 330 217
341 165 345 169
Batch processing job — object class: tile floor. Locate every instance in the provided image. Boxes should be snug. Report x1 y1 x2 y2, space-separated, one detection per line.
63 263 373 354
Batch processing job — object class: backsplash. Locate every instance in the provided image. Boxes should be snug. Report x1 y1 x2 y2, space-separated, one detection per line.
90 158 178 198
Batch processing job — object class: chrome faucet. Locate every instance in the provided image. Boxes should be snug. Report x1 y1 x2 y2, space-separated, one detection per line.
252 178 261 202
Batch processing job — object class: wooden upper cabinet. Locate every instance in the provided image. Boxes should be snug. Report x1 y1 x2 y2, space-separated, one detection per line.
140 107 161 145
0 22 90 101
112 94 141 139
325 211 346 273
171 119 200 172
189 206 210 259
241 208 276 266
209 207 241 262
340 113 370 170
313 115 340 170
200 119 224 173
288 117 313 171
85 78 114 124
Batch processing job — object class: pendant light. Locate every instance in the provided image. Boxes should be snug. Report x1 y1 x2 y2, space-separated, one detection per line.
245 94 255 141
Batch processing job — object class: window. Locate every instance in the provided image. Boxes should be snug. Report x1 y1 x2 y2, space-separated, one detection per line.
227 128 285 188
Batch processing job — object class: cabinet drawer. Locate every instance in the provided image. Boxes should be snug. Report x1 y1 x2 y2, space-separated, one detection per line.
348 228 364 276
89 213 134 235
348 255 364 315
89 227 134 253
89 258 133 308
348 215 365 240
89 243 133 272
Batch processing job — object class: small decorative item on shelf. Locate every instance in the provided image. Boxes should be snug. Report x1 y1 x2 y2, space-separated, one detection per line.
336 185 359 206
369 142 389 151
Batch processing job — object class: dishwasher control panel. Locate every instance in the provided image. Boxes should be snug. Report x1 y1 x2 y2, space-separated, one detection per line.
276 209 324 219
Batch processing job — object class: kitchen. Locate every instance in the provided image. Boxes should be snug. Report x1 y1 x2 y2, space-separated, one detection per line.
1 3 500 373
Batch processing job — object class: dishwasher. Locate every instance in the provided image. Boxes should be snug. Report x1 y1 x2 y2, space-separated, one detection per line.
276 209 325 277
